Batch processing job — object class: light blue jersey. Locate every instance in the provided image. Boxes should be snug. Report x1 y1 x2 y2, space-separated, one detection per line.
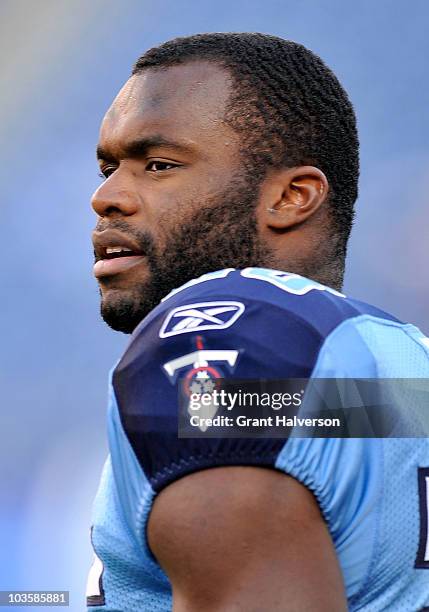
87 269 429 611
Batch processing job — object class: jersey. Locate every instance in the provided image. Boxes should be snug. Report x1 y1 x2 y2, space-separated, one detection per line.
86 268 429 611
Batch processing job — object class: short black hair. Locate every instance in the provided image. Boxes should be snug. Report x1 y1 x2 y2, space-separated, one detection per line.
133 32 359 268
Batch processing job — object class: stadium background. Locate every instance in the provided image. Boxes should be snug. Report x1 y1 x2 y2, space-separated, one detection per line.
1 0 428 608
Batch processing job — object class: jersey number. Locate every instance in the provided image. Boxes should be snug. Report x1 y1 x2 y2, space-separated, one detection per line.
416 467 429 569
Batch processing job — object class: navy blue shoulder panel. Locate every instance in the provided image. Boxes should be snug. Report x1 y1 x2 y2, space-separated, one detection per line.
137 267 400 334
112 268 400 492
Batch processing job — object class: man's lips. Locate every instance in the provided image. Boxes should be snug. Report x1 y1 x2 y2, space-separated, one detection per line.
93 255 146 278
92 228 146 279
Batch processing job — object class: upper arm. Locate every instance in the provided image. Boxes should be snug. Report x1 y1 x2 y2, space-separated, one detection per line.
147 466 347 612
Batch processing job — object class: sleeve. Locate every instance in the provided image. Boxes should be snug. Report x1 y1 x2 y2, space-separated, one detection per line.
111 274 324 493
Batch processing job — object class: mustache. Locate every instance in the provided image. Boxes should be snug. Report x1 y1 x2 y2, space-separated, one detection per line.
93 219 157 261
95 219 146 241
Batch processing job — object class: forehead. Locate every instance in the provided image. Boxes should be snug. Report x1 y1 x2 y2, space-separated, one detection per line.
99 61 235 154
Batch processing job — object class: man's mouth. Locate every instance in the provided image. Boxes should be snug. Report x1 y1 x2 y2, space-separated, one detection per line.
92 230 147 279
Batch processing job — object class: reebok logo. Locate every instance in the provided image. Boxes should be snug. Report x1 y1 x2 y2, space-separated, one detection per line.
159 301 245 338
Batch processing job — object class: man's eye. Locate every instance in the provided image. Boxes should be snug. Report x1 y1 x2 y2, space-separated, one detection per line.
98 166 116 180
146 161 177 172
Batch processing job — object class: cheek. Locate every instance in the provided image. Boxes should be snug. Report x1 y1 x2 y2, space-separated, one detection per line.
140 168 228 237
148 181 199 224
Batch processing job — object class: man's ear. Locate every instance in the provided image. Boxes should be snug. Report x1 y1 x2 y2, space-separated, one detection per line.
260 166 329 230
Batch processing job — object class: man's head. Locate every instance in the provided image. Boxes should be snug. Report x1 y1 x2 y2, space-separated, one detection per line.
92 33 359 333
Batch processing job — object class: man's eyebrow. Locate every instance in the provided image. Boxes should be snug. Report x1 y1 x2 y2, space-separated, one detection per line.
96 136 195 161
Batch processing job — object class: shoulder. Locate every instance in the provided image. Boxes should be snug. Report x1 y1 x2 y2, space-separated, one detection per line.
134 266 402 340
114 268 429 427
111 267 429 492
116 267 410 383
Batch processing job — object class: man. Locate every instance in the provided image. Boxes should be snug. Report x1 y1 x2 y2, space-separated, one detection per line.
87 33 429 610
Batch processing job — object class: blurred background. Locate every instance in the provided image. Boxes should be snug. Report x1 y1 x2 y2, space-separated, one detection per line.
0 0 428 609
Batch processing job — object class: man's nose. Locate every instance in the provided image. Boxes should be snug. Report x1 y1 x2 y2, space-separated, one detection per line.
91 174 140 217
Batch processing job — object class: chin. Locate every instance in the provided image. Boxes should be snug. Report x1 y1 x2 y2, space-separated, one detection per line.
100 302 142 334
99 286 157 334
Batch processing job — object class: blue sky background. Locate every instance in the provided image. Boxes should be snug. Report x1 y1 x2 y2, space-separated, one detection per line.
1 1 428 609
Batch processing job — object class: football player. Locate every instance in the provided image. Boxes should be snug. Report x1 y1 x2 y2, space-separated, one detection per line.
87 33 429 610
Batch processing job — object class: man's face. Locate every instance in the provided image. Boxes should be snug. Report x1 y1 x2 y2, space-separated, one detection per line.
92 61 270 333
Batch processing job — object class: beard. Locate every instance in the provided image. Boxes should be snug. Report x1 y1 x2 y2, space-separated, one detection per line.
97 172 274 333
